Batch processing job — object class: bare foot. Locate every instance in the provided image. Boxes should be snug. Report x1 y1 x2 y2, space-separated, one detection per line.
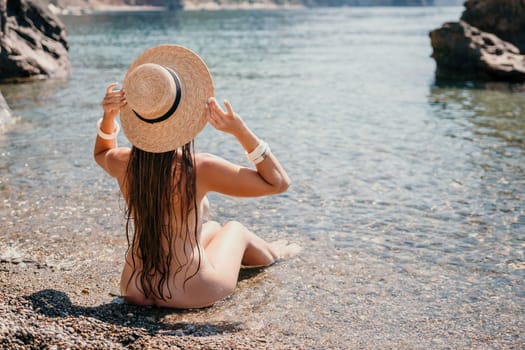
241 240 302 269
269 240 302 259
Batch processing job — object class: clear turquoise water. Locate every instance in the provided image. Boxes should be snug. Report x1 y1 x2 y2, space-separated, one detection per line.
1 7 524 347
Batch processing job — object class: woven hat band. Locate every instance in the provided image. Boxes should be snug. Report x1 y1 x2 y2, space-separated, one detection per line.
133 66 182 124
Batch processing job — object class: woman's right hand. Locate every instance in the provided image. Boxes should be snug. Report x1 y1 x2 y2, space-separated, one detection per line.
102 83 127 120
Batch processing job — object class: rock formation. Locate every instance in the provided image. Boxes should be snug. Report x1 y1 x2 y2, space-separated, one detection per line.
430 21 525 82
429 0 525 82
461 0 525 53
0 0 70 82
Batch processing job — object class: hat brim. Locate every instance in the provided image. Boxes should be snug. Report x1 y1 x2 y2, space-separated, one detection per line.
120 45 214 153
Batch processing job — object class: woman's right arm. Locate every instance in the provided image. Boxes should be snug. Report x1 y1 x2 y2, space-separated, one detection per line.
199 97 290 197
94 83 130 180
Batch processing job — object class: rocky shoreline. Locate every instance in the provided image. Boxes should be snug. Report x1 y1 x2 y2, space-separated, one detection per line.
41 0 304 15
40 0 447 15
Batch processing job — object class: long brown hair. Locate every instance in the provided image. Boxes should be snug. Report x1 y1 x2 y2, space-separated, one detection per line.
124 142 200 300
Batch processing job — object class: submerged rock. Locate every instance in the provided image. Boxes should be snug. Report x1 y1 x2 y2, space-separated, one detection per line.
0 91 15 132
461 0 525 53
0 0 70 82
429 21 525 82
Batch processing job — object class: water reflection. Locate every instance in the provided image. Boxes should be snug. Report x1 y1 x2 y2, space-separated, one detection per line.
426 82 524 275
1 78 69 112
429 81 525 149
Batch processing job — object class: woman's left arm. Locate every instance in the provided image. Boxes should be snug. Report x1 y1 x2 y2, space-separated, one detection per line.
94 83 130 178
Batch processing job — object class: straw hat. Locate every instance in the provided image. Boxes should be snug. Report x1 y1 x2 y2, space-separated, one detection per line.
120 45 214 153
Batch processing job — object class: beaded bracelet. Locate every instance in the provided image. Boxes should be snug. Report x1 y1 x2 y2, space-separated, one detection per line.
97 118 120 140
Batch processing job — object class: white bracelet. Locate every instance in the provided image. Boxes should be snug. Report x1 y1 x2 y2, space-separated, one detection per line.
252 151 270 165
97 118 120 140
247 141 268 162
247 141 271 165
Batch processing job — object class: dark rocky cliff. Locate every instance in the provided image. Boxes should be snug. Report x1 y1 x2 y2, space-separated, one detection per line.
0 0 70 82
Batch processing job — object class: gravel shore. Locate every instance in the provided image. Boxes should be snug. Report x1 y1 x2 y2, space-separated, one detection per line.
2 233 524 349
0 256 309 349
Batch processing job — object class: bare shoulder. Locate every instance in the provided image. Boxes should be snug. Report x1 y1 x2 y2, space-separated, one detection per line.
195 152 223 168
194 152 237 174
195 152 225 180
98 147 131 179
194 152 236 195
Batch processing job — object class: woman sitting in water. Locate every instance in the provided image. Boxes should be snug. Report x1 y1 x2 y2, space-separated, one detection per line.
93 45 300 308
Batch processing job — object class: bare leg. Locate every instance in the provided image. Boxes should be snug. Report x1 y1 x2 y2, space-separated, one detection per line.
200 221 221 248
205 221 302 267
202 221 275 297
204 221 303 295
205 221 276 268
198 196 224 250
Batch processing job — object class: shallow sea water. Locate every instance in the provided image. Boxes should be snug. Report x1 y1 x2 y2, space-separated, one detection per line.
1 7 524 348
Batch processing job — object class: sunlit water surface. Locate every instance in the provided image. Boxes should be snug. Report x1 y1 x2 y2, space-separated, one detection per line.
1 7 524 347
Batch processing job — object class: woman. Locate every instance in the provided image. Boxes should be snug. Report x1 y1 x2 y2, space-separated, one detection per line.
93 45 300 309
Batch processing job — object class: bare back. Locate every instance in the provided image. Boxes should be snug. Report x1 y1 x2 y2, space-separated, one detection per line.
95 91 294 308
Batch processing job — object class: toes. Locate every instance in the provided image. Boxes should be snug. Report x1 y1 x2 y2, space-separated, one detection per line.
269 241 302 259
